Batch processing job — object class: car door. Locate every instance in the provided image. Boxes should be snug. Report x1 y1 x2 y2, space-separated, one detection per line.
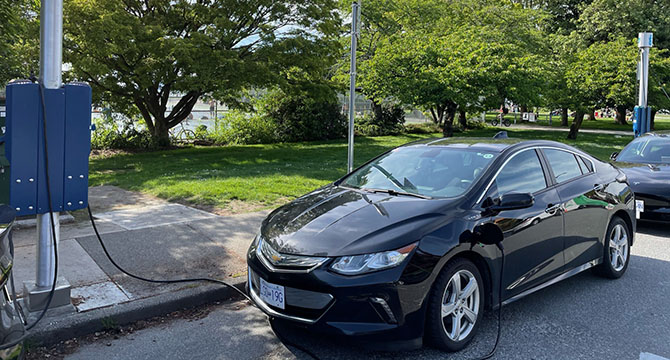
480 148 564 299
540 148 609 270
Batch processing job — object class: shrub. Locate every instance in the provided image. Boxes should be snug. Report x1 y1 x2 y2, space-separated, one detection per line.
263 90 347 142
91 111 155 149
355 104 405 136
211 111 279 145
405 122 442 134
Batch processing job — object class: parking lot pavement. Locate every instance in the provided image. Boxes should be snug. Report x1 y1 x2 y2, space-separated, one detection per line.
64 222 670 360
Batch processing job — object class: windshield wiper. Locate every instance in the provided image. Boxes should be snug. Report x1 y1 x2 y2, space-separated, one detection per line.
362 188 432 199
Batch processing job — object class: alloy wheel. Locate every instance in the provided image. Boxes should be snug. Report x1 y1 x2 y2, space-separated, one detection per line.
609 223 629 272
440 269 480 342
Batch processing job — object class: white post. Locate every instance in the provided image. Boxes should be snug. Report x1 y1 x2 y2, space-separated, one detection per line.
347 1 360 173
25 0 71 312
638 32 653 135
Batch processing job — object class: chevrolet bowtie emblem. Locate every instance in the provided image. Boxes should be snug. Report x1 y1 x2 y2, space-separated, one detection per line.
271 254 282 262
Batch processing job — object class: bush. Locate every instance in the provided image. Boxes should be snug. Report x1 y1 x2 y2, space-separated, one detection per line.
355 105 405 136
405 122 442 134
263 90 347 142
466 120 489 130
91 111 155 149
211 111 279 145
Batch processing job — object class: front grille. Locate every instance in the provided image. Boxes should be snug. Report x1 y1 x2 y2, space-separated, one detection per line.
249 268 334 322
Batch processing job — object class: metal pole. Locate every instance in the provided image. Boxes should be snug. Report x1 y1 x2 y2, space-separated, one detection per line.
637 32 653 135
347 1 360 173
36 0 63 289
639 47 649 108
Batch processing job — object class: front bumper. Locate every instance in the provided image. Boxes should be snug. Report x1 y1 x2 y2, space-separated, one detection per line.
636 192 670 222
246 246 433 346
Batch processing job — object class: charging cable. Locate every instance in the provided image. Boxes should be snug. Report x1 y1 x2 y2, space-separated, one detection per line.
471 242 504 360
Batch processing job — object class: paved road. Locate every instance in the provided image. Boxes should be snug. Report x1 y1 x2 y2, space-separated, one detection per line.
65 221 670 360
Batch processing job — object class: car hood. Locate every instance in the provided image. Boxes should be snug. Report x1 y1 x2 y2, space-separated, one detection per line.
261 185 457 257
617 162 670 196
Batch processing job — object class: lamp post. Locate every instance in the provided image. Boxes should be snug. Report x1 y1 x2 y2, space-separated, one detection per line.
347 1 360 173
635 32 653 137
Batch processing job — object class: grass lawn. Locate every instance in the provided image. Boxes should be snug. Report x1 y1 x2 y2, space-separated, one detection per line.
483 112 670 131
89 129 633 213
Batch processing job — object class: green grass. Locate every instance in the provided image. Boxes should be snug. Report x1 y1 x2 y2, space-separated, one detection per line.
89 129 633 212
483 112 670 131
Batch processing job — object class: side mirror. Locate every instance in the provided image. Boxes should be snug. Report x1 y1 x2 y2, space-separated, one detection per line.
610 152 619 161
488 193 534 212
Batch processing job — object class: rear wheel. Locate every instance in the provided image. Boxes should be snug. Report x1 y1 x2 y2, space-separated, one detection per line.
426 258 484 352
595 217 630 279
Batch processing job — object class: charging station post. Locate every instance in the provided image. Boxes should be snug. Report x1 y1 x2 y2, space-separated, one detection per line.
634 32 653 137
3 0 92 312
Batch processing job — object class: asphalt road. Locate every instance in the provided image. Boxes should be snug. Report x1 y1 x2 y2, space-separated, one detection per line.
65 221 670 360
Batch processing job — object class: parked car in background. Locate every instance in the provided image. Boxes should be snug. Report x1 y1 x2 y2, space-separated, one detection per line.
247 137 635 352
611 132 670 222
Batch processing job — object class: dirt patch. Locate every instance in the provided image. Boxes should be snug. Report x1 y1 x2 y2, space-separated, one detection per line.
187 199 270 216
88 185 168 213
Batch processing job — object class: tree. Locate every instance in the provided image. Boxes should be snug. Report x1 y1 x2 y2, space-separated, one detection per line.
564 38 638 138
361 0 547 137
0 0 39 85
64 0 341 146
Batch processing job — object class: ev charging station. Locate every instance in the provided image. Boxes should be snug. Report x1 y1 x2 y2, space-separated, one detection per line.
2 0 92 311
634 32 653 137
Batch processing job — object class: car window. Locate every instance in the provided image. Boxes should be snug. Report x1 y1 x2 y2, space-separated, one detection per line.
543 149 583 183
617 136 670 164
341 146 498 198
492 149 547 196
578 156 593 173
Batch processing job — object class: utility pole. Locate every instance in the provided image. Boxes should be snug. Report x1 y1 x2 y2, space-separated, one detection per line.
635 32 653 137
25 0 72 311
347 1 360 173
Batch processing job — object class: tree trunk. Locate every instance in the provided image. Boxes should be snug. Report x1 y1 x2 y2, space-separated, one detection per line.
442 102 457 138
615 105 627 125
567 110 585 140
153 118 171 147
520 105 528 113
458 109 467 129
561 108 568 126
371 100 384 122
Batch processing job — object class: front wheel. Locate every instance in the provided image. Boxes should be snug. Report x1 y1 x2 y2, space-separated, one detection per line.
426 258 484 352
502 119 511 127
594 217 631 279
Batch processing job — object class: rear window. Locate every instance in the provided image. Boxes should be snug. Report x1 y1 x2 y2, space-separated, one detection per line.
543 149 583 183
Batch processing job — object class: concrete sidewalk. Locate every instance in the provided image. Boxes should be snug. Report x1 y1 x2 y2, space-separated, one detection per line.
12 185 265 345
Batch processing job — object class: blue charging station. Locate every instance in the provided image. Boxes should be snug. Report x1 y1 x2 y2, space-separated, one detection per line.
3 80 92 217
632 106 651 137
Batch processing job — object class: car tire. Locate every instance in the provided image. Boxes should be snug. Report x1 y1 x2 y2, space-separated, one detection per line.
426 258 485 352
594 217 631 279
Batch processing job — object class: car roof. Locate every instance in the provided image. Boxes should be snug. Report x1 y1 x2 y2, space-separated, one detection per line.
403 137 576 154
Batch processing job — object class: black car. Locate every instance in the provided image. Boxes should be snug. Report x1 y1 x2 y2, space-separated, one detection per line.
611 132 670 222
247 138 635 351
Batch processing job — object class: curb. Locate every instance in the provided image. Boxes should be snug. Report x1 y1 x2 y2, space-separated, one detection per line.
27 277 247 347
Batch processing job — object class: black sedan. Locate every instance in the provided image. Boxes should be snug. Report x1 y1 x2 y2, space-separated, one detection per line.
611 132 670 222
247 138 635 351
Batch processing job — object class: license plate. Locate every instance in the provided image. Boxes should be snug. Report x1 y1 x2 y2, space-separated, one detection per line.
259 277 285 310
636 200 644 219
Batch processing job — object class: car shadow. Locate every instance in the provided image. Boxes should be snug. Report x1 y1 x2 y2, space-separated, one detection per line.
269 253 670 359
637 220 670 237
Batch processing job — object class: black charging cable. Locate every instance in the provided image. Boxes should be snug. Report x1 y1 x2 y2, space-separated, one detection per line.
471 242 504 360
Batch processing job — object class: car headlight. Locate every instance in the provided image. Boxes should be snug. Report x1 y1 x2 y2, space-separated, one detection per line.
330 243 418 275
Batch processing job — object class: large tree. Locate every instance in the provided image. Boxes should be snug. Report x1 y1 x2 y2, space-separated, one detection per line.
64 0 341 146
361 0 547 137
0 0 38 85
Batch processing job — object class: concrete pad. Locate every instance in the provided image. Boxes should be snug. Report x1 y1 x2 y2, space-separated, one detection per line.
13 239 111 296
76 222 245 299
88 185 168 213
11 217 125 248
15 213 75 229
71 281 131 312
94 203 217 230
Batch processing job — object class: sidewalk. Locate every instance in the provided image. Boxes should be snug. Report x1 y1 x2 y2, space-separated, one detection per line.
12 185 265 345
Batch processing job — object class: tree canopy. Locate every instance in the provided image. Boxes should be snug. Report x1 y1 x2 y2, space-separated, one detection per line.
64 0 341 145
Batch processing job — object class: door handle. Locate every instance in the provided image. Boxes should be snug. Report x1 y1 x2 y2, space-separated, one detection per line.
593 184 605 192
545 204 561 214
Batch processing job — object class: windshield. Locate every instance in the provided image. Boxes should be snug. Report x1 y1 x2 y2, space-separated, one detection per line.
341 146 498 198
617 137 670 164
